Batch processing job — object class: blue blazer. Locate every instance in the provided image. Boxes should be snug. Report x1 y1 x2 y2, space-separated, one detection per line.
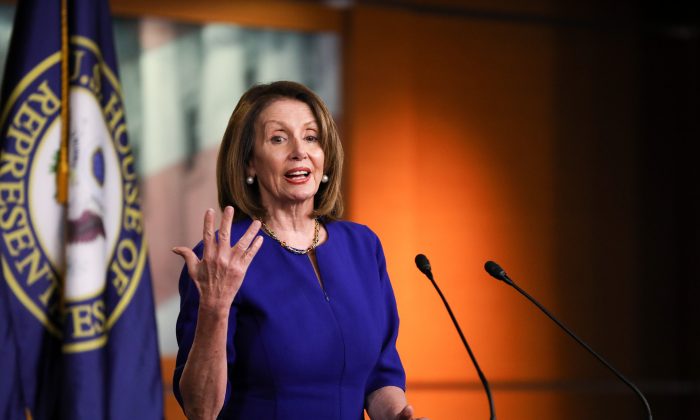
173 219 406 419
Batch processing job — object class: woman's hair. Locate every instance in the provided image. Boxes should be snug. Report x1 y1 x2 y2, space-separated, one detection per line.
216 81 344 220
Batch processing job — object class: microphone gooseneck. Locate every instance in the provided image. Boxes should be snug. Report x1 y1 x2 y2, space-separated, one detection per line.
415 254 496 420
484 260 653 420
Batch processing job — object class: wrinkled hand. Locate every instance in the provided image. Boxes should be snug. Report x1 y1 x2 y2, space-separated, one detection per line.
396 405 429 420
172 206 263 310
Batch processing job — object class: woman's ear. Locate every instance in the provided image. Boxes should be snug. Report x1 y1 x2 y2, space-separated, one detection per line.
246 160 256 178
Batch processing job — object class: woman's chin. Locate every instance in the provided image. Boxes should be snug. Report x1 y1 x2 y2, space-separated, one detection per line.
277 192 318 207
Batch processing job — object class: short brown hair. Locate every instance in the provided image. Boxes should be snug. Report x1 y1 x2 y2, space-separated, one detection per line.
217 81 344 220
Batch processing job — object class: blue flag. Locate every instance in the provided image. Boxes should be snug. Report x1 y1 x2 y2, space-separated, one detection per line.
0 0 163 418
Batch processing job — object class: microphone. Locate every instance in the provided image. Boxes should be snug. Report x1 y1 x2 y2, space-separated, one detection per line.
484 260 653 419
484 261 508 283
415 254 496 420
415 254 432 278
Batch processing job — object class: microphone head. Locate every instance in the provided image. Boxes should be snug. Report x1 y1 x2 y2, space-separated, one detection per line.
415 254 432 276
484 260 509 282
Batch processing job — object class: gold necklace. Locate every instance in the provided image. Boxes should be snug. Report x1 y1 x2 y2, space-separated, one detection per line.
260 218 321 255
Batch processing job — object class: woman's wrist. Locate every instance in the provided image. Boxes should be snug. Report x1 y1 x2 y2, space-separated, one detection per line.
197 298 232 319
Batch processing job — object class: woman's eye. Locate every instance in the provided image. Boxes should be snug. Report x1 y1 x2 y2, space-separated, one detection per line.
305 135 318 142
270 136 285 144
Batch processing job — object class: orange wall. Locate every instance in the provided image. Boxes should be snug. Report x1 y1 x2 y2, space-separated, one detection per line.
343 3 645 419
344 5 564 419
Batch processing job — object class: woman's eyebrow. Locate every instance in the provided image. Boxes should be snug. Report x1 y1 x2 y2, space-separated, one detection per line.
262 120 318 128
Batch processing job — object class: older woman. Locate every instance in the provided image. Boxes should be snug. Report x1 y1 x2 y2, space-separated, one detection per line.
172 81 424 420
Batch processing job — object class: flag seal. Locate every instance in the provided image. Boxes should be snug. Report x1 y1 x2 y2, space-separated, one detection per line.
0 36 147 354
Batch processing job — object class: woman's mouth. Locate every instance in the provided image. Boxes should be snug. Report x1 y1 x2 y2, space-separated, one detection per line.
284 168 311 184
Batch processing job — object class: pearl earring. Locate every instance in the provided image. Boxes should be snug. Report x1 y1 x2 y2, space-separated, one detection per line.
246 176 254 185
321 174 329 183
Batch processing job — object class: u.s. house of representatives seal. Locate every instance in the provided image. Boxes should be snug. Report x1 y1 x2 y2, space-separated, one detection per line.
0 36 147 353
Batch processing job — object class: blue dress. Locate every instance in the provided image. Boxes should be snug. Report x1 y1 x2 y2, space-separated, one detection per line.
173 219 406 419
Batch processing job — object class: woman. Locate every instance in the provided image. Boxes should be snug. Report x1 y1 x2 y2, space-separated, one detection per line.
172 81 425 419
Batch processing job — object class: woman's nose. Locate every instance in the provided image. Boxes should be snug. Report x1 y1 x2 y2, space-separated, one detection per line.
289 137 307 160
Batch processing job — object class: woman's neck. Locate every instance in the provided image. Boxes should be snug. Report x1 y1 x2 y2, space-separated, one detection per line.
261 201 319 250
264 209 314 232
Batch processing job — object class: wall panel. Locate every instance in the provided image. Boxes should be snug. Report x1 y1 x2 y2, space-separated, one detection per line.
345 5 566 418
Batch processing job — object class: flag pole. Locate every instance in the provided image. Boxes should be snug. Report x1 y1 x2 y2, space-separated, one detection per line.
57 0 69 360
57 0 69 205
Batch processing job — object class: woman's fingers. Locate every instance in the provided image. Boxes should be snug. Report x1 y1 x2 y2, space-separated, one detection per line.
232 220 263 270
397 405 428 420
172 247 200 279
202 208 216 261
235 220 262 253
181 209 262 292
242 236 264 266
218 206 234 247
396 405 414 420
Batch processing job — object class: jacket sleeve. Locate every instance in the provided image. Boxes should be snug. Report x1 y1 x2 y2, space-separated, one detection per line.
364 231 406 396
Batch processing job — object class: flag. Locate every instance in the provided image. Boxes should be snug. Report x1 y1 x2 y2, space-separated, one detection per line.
0 0 163 418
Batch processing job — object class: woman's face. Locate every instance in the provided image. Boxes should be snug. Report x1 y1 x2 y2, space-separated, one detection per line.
248 98 325 210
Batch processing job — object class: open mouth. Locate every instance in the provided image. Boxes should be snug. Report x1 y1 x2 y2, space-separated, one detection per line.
67 210 106 244
284 168 311 182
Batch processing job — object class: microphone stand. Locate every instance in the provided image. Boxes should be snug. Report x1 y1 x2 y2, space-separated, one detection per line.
486 261 652 420
417 255 496 420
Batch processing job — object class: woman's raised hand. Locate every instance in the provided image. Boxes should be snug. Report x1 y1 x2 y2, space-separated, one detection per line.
172 206 263 311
